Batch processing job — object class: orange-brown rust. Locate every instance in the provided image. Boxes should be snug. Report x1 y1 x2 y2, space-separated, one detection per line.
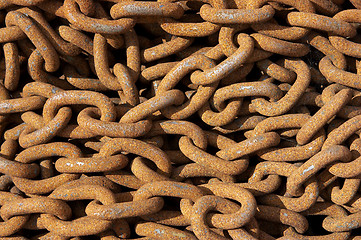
0 0 360 238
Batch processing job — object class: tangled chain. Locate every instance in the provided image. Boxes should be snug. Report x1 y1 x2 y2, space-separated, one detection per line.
1 0 361 239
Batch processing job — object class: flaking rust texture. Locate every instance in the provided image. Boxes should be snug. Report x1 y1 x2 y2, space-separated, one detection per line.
1 0 361 239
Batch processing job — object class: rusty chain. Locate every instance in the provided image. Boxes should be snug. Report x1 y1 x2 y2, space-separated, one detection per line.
0 0 361 239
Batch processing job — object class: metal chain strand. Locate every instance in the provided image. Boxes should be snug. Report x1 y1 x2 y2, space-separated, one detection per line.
1 0 361 239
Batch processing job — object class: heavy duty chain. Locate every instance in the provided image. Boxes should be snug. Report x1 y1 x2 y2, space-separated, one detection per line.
1 0 361 239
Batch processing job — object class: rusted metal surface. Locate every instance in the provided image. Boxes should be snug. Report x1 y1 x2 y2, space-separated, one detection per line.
0 0 361 239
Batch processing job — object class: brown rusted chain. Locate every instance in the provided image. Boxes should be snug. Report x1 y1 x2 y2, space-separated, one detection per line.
310 0 342 15
321 83 361 119
15 142 82 163
124 28 141 81
179 136 249 175
197 97 242 127
296 88 352 145
146 120 207 149
251 59 311 116
159 17 220 38
110 1 184 21
64 65 108 91
12 173 79 195
99 138 172 179
330 9 361 58
256 205 308 233
5 11 60 73
92 36 118 82
77 107 152 138
250 161 319 212
251 33 310 57
40 214 112 237
55 154 128 173
42 90 116 122
251 19 308 41
58 175 121 193
284 202 351 239
11 144 82 194
247 0 314 41
0 96 46 114
328 137 361 179
133 181 204 230
135 222 197 240
194 183 257 229
0 0 47 8
323 116 361 150
16 7 81 57
26 50 74 89
1 0 361 238
0 26 26 43
287 145 352 196
0 191 29 237
287 12 357 38
319 56 361 89
306 31 347 70
256 59 297 83
141 36 193 63
216 132 280 161
190 34 254 85
257 128 326 162
0 196 72 221
93 33 137 100
133 180 204 202
0 155 39 178
200 5 275 24
157 55 219 119
19 106 72 148
120 89 185 123
85 196 164 220
191 195 240 240
212 81 283 111
3 43 20 91
218 25 253 57
213 114 266 134
63 0 135 34
140 209 190 227
49 184 116 205
140 61 178 82
330 178 360 205
58 25 94 55
172 163 235 183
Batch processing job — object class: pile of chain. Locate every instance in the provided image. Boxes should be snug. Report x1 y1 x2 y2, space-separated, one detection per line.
2 0 361 239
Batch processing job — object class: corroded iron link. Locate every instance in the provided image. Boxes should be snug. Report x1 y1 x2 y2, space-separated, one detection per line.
0 0 360 238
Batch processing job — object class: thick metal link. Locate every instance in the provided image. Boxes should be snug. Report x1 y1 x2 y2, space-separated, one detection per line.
0 0 360 238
